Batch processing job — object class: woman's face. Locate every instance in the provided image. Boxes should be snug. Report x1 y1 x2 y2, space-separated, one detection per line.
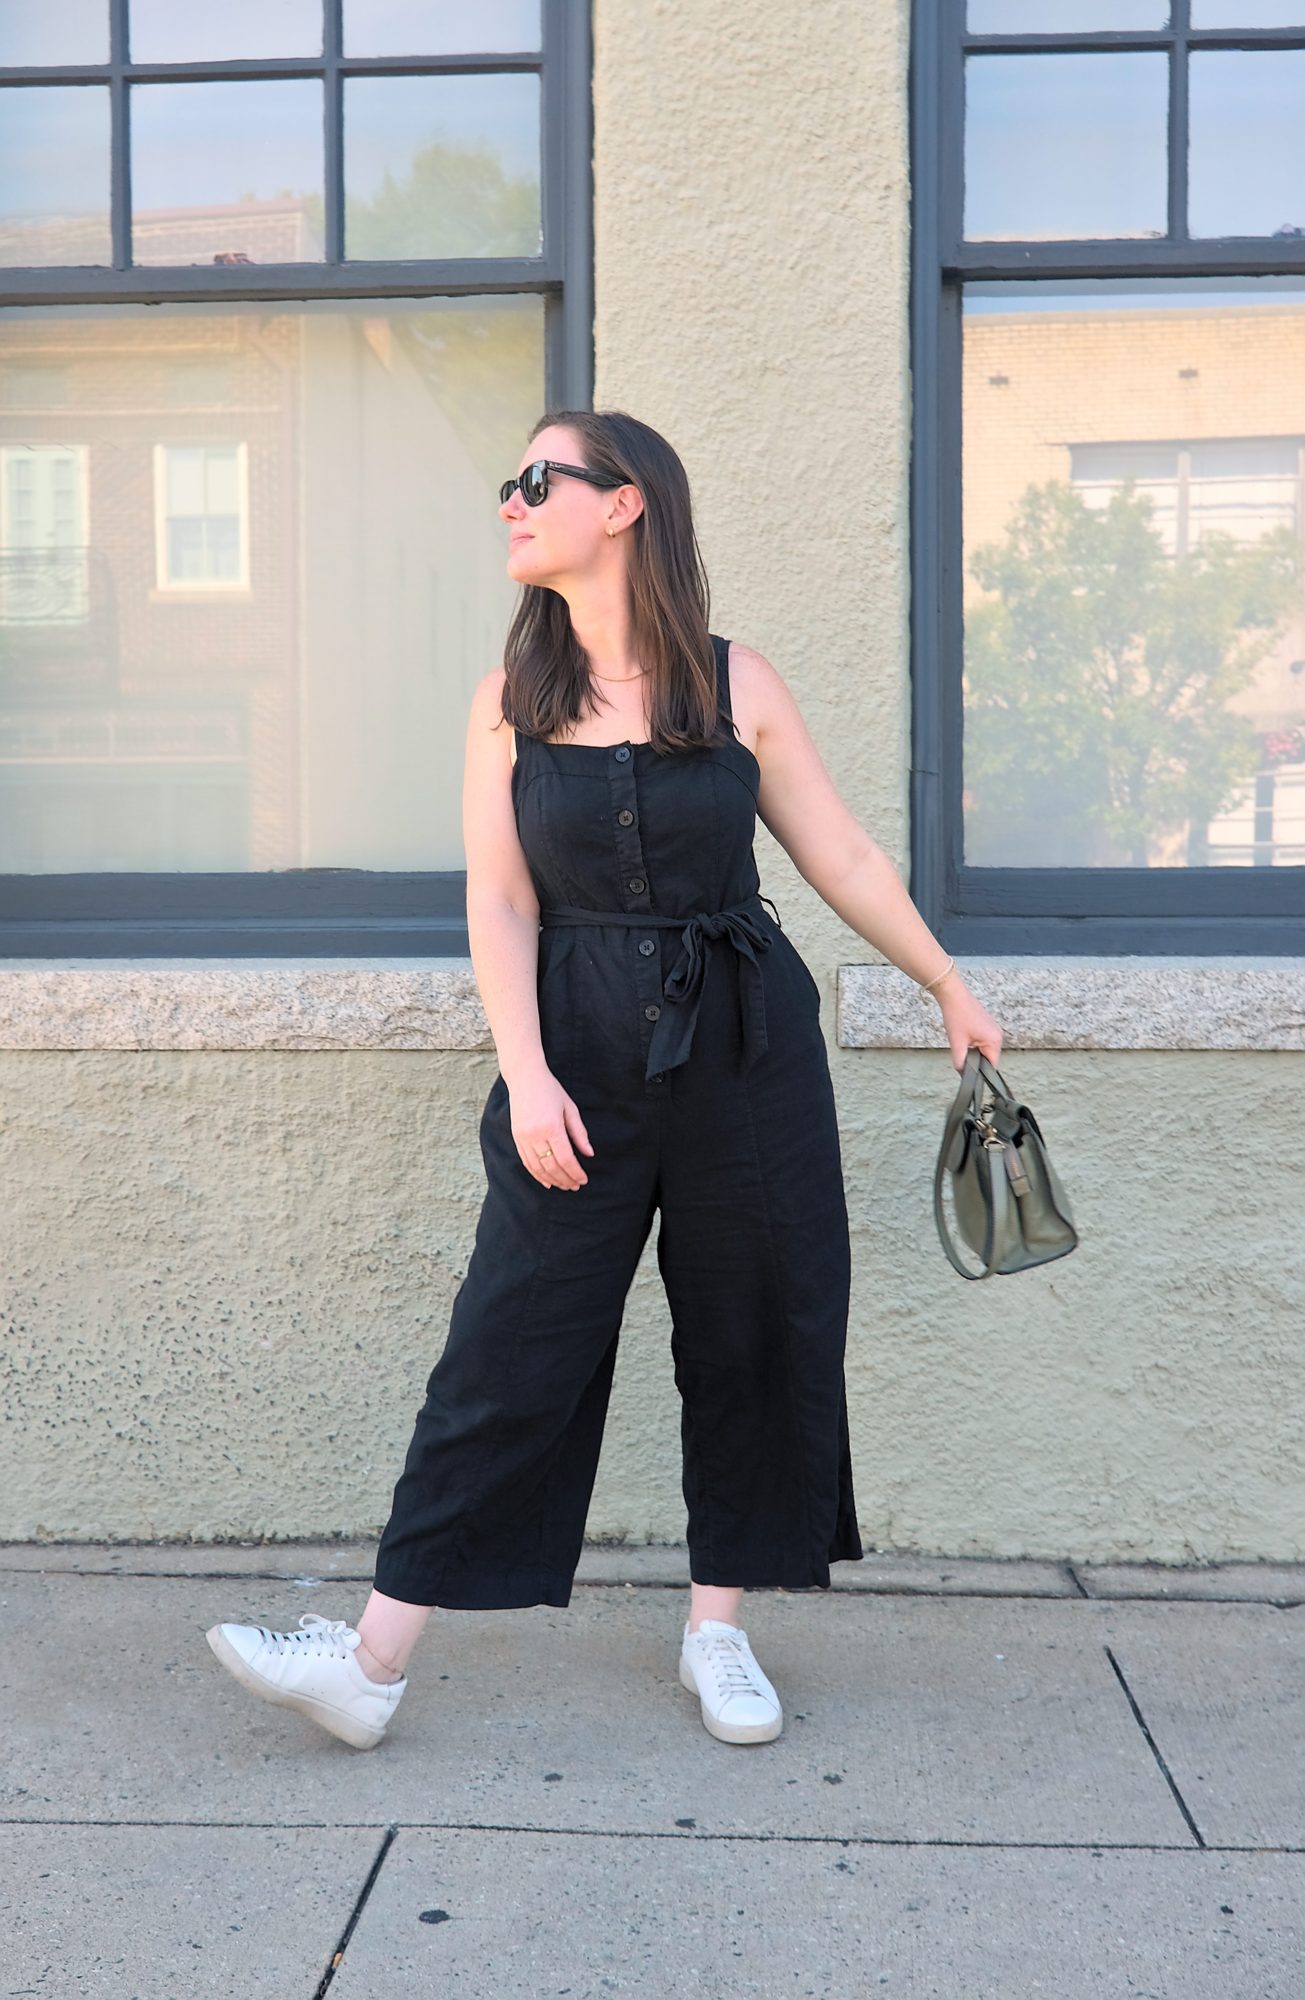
499 427 637 590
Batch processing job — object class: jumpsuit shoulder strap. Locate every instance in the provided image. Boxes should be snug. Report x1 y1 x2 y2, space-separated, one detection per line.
710 633 734 725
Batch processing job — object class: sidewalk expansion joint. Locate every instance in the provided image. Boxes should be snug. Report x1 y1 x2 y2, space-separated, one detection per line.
0 1563 1300 1607
1104 1644 1205 1849
310 1820 398 1998
6 1816 1299 1853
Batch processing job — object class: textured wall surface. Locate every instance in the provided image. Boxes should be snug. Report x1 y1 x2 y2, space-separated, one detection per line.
3 0 1302 1560
0 1046 715 1547
4 1040 1302 1559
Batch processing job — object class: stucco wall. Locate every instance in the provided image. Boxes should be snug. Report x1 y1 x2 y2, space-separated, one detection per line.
2 0 1303 1561
4 1038 1301 1561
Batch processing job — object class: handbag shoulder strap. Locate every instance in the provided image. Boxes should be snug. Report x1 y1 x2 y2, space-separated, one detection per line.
932 1047 1010 1280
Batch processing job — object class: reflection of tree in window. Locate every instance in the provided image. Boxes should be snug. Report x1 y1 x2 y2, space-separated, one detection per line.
300 141 542 490
336 136 539 263
963 474 1305 866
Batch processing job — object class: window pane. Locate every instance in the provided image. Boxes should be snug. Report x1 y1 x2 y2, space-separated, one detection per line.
204 446 241 516
965 54 1168 240
343 0 542 55
165 446 208 517
344 74 541 259
969 2 1169 27
0 296 544 873
0 0 107 62
1190 52 1305 238
131 81 324 266
962 279 1305 869
1191 3 1305 22
128 0 322 60
0 87 111 267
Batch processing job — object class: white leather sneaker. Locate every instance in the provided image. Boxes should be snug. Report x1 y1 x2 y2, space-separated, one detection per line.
678 1617 783 1744
205 1612 407 1750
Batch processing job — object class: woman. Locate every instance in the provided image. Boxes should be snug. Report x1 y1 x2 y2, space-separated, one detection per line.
206 410 1004 1752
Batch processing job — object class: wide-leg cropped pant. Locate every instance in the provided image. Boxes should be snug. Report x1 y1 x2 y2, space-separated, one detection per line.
371 930 863 1610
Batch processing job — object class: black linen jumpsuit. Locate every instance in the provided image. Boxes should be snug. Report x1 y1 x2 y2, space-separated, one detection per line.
371 634 864 1609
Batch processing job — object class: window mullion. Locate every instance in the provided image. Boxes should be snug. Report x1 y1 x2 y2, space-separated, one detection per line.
546 0 593 407
108 0 130 270
910 0 952 933
1170 0 1190 242
323 0 344 263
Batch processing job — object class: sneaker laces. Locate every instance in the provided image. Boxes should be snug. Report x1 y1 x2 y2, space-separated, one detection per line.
692 1626 766 1699
259 1613 355 1661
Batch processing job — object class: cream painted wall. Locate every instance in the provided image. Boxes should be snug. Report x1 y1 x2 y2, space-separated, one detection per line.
3 1039 1300 1561
2 1 1302 1562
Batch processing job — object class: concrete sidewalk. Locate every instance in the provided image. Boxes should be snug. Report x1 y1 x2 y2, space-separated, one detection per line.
1 1541 1302 1998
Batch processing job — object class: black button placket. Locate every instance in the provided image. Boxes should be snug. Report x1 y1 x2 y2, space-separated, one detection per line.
608 744 666 1090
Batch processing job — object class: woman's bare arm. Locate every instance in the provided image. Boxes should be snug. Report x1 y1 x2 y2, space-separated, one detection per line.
735 641 1003 1068
462 669 549 1091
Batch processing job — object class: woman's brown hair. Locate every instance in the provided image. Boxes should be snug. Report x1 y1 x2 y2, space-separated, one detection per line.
500 409 734 757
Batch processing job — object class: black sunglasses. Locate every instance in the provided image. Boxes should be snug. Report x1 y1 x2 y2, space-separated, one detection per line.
499 458 628 507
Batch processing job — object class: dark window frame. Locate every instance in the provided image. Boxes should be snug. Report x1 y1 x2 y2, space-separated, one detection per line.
0 0 590 957
910 0 1305 955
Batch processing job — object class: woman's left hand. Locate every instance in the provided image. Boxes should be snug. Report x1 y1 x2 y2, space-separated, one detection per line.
937 978 1004 1073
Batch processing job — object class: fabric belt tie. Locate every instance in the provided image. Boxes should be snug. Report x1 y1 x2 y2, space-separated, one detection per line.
538 892 779 1080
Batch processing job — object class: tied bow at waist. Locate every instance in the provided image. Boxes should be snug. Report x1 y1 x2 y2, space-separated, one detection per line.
538 892 779 1080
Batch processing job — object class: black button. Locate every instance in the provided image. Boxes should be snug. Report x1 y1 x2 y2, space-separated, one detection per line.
628 877 646 894
650 1072 665 1083
638 939 656 955
617 808 635 826
644 1004 660 1021
614 745 631 762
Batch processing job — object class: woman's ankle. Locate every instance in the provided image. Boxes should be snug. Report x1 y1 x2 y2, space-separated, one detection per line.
355 1638 405 1685
354 1589 435 1681
687 1584 745 1633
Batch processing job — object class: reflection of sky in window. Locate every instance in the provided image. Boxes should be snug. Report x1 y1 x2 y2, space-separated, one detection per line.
966 277 1305 311
132 82 323 211
1190 52 1305 237
344 74 540 194
966 53 1168 239
0 87 109 217
129 74 538 215
969 2 1168 26
1191 1 1305 22
0 0 106 63
343 0 541 56
129 0 322 61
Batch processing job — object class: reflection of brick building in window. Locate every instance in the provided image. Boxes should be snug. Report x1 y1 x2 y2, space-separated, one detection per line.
963 299 1305 867
1069 437 1300 561
0 197 535 875
0 288 301 873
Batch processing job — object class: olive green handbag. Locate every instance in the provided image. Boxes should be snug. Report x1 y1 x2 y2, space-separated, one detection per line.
933 1048 1079 1280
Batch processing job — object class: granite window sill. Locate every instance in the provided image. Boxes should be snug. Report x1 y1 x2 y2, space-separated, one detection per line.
838 957 1305 1053
0 956 1301 1052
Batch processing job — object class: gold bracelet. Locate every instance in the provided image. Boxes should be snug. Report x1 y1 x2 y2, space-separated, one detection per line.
918 954 956 1000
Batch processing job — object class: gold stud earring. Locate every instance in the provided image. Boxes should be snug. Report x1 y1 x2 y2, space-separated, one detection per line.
607 526 615 537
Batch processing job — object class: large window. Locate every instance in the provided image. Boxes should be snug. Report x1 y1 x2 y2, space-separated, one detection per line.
0 0 587 954
912 1 1305 950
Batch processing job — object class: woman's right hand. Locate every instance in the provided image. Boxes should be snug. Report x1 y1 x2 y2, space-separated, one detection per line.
506 1065 594 1190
